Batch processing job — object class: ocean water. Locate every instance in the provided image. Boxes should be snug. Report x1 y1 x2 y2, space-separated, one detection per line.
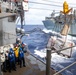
17 25 62 53
17 25 76 75
17 25 50 53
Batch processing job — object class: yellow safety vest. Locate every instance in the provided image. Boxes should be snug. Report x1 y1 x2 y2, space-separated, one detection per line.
13 47 19 57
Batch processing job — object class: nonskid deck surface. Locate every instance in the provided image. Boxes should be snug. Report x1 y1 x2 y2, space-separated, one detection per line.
3 52 56 75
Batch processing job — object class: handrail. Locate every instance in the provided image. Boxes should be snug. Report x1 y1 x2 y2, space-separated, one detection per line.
53 61 76 75
50 45 76 53
28 52 46 65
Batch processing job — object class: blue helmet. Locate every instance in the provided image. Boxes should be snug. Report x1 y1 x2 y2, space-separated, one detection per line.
10 48 14 53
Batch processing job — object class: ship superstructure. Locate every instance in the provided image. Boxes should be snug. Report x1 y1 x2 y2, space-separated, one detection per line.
42 1 76 36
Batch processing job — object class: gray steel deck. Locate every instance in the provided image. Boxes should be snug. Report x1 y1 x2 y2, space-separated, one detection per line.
3 52 56 75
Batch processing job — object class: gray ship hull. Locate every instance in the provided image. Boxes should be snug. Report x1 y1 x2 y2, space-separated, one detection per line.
43 20 76 36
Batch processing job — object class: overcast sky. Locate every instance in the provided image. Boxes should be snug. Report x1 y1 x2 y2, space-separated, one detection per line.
17 0 76 25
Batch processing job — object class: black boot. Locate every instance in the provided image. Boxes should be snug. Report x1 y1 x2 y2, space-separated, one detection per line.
23 65 26 67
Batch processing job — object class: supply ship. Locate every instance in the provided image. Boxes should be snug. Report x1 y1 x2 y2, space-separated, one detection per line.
42 1 76 36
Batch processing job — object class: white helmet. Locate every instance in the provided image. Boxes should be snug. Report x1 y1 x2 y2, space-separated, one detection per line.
10 44 14 49
0 50 4 53
17 38 20 41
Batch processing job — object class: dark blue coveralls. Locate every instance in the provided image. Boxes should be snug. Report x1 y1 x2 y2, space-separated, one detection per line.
19 50 25 68
8 51 16 72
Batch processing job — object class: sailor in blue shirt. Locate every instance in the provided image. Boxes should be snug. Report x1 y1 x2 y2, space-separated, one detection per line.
8 50 16 72
19 49 26 68
20 42 27 53
9 48 14 54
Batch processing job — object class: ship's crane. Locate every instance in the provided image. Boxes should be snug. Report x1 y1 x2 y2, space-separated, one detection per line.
61 1 72 14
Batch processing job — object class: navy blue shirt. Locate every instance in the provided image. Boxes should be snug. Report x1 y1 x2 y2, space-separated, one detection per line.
8 53 15 62
19 50 24 59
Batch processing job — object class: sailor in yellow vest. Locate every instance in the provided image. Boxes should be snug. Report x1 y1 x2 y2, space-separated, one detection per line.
13 46 19 65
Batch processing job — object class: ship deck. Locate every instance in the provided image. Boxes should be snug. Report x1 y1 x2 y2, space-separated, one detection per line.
3 52 57 75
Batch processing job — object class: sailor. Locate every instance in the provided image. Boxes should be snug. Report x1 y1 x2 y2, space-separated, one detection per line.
13 46 19 65
19 42 24 51
23 43 28 53
16 38 21 45
9 48 14 54
19 49 26 68
8 48 16 72
0 50 6 72
5 50 9 71
20 42 27 53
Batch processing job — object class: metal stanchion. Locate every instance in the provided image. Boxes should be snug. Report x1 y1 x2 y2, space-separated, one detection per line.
46 48 51 75
46 37 52 75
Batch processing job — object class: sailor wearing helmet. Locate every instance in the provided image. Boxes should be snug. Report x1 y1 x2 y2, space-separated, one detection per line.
19 49 26 68
13 46 19 65
8 48 16 72
0 50 6 72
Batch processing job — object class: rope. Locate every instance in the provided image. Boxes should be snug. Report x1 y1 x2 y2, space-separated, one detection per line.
43 0 76 6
